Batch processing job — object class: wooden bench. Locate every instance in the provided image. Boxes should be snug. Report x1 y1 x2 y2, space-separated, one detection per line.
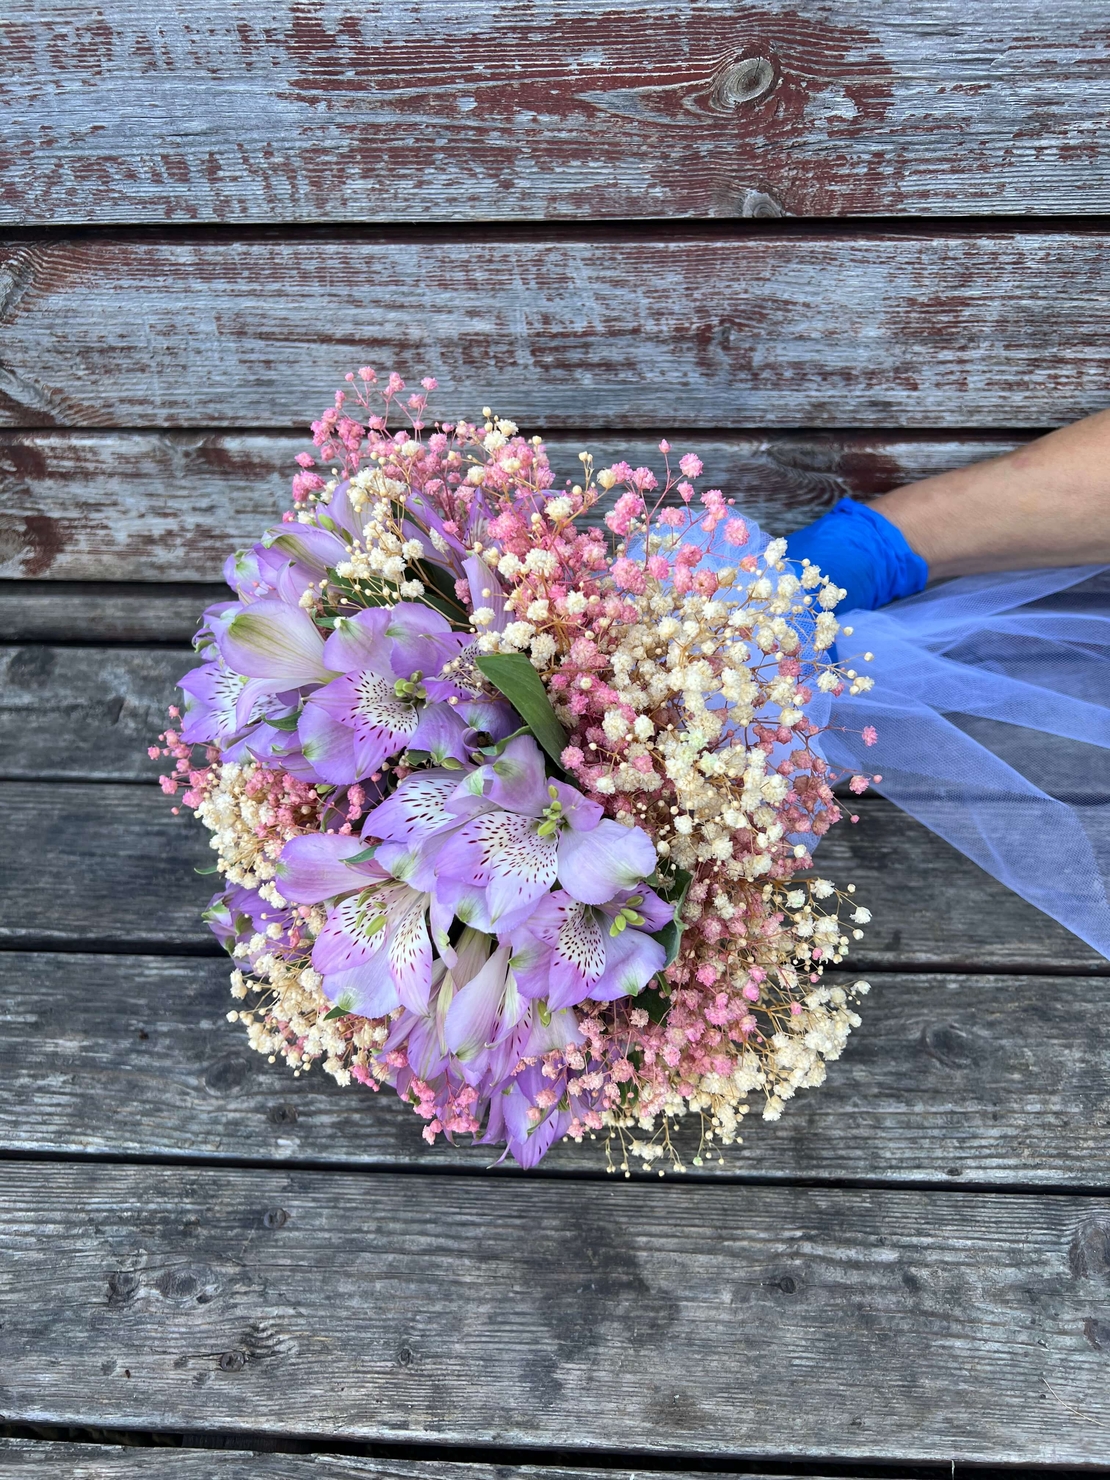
3 4 1110 1472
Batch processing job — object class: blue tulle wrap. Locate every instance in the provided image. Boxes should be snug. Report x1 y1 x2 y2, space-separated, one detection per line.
697 509 1110 959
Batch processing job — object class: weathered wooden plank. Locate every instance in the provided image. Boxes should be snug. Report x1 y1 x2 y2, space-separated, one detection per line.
0 1445 820 1480
0 430 1030 581
0 783 1103 969
4 2 1110 223
0 647 194 781
3 233 1107 430
0 784 212 951
2 1163 1110 1463
2 952 1109 1187
0 583 226 643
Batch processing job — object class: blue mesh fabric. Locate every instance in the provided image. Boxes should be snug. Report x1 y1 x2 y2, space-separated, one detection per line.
813 565 1110 959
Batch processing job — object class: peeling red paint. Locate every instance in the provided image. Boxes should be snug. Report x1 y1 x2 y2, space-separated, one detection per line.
273 1 897 216
2 4 1109 221
19 514 65 575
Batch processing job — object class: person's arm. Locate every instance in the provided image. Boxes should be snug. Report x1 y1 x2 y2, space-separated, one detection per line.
867 409 1110 581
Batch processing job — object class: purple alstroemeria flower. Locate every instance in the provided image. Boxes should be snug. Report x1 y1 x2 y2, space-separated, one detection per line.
178 656 297 757
223 520 352 607
298 603 493 784
213 597 337 692
479 1037 588 1170
382 926 493 1084
441 933 557 1086
276 831 451 1017
511 885 672 1010
203 884 297 969
434 735 659 929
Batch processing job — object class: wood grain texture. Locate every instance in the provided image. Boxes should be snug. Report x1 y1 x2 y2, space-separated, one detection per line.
0 1446 818 1480
0 783 1103 969
3 233 1108 430
3 1163 1110 1462
0 583 226 643
4 2 1110 222
3 952 1110 1187
0 430 1030 581
0 647 194 781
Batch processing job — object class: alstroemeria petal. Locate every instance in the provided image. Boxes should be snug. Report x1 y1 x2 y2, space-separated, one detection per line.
364 772 466 843
475 734 550 815
404 1013 449 1081
266 525 349 577
616 883 674 933
518 1006 584 1058
321 960 400 1019
462 555 507 632
548 780 603 831
444 945 511 1058
436 811 557 926
513 1107 570 1170
442 925 494 985
387 901 433 1013
384 603 454 675
409 701 469 764
430 876 494 942
590 924 666 1002
276 833 383 904
546 901 607 1009
322 607 392 670
556 819 656 905
373 839 434 890
297 702 361 784
216 600 334 685
459 697 517 745
312 891 391 973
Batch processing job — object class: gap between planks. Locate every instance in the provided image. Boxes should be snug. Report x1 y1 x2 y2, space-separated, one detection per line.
0 1437 1056 1480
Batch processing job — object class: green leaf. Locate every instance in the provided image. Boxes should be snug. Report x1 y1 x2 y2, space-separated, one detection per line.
650 866 693 969
414 557 468 623
267 712 301 732
475 653 567 768
342 846 378 866
637 985 672 1023
194 864 220 876
323 991 357 1020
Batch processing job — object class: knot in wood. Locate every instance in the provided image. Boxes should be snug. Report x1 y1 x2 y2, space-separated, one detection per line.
106 1269 141 1306
1070 1216 1110 1280
262 1207 288 1229
219 1349 247 1372
740 190 784 219
710 57 775 111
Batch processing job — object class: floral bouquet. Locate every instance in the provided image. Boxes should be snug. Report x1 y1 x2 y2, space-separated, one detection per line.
155 370 875 1170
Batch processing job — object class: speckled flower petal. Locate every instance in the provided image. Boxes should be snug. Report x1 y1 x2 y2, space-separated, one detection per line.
387 900 433 1013
436 811 557 927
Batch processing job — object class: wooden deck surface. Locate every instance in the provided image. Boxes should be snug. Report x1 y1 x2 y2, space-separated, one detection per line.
3 3 1110 1474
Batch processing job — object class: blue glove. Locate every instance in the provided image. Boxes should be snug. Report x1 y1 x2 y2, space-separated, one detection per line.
785 497 929 611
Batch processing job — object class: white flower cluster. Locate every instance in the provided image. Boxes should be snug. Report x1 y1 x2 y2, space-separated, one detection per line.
194 761 288 889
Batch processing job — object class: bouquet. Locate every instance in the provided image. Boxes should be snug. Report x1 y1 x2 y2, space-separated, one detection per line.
155 370 876 1171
